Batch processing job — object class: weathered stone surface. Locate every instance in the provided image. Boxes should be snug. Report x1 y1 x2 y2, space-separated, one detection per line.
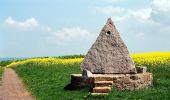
94 81 113 87
82 69 93 78
64 74 93 90
136 66 147 73
81 18 136 74
70 73 153 91
93 87 112 93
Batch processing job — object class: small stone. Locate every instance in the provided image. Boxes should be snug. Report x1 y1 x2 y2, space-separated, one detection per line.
136 66 147 73
82 69 93 78
130 75 138 80
129 68 137 74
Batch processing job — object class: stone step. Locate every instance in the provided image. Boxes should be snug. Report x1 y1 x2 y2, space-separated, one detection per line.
94 81 113 87
91 93 108 95
93 87 112 93
94 76 113 81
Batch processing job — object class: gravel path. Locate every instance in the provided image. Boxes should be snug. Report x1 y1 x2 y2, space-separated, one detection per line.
0 68 34 100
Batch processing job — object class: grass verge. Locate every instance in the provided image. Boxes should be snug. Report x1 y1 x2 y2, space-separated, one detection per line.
12 60 170 100
13 62 90 100
0 67 4 85
0 60 14 84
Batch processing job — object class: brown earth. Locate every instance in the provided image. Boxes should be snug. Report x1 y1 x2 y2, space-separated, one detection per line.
0 68 34 100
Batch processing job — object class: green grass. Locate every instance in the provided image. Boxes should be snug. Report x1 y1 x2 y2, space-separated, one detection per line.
13 61 170 100
0 60 14 67
0 60 14 84
0 66 4 84
14 62 89 100
57 54 84 59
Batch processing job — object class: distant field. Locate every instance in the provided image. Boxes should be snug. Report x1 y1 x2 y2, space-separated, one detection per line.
5 52 170 99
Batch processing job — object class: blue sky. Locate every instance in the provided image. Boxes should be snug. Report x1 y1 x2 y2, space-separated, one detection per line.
0 0 170 57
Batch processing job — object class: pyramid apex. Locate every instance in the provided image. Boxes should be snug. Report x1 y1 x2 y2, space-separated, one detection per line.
106 18 114 25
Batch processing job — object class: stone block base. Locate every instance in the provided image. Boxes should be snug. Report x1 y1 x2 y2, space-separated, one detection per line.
65 73 153 92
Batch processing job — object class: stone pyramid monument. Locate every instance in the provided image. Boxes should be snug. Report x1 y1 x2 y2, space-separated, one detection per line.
81 18 136 74
66 18 153 93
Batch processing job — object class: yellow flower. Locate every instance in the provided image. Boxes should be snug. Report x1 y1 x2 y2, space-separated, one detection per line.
7 52 170 68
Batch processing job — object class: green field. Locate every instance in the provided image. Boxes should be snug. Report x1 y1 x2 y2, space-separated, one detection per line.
13 62 170 100
5 52 170 100
0 67 3 84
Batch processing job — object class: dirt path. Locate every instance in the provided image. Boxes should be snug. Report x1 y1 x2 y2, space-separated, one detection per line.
0 68 34 100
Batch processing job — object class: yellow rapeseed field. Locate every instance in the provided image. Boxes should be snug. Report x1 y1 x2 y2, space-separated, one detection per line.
7 58 83 68
7 52 170 67
132 52 170 66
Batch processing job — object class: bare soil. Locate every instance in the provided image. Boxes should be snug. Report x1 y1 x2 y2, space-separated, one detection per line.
0 68 34 100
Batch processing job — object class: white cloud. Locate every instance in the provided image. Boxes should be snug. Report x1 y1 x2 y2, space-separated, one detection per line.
5 17 38 31
130 8 152 20
152 0 170 12
151 0 170 24
52 27 91 40
4 16 94 41
94 3 166 36
93 0 170 52
95 6 152 20
3 16 94 45
43 26 95 46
